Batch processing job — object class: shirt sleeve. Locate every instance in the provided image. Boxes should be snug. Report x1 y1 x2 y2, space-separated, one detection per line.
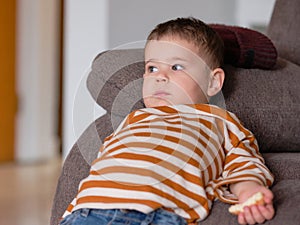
206 111 274 204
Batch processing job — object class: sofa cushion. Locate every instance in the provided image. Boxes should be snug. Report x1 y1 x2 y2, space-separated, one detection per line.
210 24 277 69
87 49 300 153
263 153 300 182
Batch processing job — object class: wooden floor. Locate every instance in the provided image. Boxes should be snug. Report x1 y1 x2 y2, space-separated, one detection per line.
0 158 62 225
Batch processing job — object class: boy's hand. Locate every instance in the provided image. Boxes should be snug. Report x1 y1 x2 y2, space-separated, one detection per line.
230 181 275 225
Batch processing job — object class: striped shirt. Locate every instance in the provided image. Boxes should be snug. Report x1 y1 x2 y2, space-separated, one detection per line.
63 104 274 222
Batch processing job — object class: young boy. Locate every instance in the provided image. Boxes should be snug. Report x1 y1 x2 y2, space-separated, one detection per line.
60 17 274 225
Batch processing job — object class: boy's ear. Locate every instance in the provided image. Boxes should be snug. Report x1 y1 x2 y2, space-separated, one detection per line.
207 68 225 97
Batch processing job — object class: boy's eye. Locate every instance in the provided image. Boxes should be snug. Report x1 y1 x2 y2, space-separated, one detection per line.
148 66 158 73
172 64 184 71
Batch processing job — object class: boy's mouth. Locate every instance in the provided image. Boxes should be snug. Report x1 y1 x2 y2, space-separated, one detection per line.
153 91 170 98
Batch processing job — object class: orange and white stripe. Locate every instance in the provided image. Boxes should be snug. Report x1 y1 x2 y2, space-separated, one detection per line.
63 104 273 223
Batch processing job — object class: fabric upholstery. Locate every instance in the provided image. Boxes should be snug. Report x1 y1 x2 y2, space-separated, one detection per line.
263 153 300 183
267 0 300 66
222 59 300 152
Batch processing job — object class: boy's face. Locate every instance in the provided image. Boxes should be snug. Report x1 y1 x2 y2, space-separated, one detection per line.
143 36 211 108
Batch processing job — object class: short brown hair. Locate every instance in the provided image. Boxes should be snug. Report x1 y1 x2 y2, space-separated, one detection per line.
147 17 224 69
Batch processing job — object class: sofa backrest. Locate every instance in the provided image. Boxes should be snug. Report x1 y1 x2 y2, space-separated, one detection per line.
267 0 300 66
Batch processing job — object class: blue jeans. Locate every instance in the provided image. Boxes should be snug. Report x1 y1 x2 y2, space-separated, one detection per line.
59 208 187 225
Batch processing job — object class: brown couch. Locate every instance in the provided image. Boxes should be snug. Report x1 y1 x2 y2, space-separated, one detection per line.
50 0 300 224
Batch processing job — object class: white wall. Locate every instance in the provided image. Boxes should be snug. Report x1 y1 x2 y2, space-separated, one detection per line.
108 0 276 49
236 0 276 30
108 0 237 49
16 0 61 163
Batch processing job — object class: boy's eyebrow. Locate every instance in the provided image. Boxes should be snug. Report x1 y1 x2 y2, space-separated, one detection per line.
145 57 188 64
145 59 155 64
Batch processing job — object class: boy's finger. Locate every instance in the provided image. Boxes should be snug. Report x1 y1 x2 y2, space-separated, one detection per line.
262 188 274 201
243 207 256 224
258 204 275 220
250 205 265 224
238 213 247 225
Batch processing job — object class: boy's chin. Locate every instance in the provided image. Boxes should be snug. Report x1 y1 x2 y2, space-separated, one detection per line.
144 98 172 108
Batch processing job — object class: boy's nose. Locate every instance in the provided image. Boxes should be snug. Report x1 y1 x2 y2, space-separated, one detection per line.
155 69 169 83
156 75 168 83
